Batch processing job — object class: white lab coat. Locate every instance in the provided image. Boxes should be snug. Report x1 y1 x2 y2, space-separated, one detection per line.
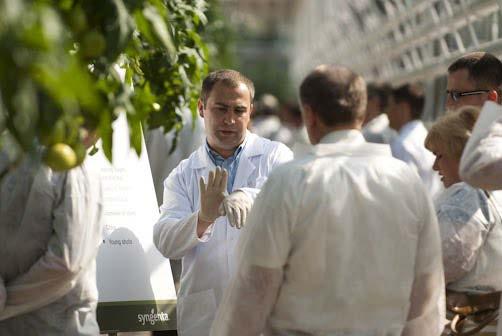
460 101 502 190
362 113 397 144
211 130 445 336
391 120 442 198
153 131 293 336
0 154 103 335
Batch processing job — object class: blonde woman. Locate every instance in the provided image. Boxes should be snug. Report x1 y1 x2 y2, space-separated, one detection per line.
425 106 502 335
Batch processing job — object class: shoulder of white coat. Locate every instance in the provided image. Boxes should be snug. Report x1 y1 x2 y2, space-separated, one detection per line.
265 153 315 185
164 147 201 188
174 148 201 173
247 132 293 159
436 182 484 213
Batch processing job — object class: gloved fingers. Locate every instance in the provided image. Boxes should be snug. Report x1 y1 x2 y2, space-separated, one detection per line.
239 206 247 229
218 202 226 216
226 203 237 227
233 205 242 229
208 170 215 187
199 176 206 195
212 167 222 187
220 169 228 191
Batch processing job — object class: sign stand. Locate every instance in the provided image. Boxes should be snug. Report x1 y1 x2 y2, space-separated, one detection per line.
88 114 177 333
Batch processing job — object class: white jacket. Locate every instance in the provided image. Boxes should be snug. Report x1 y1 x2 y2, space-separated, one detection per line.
460 101 502 190
0 155 103 335
435 182 502 293
153 132 292 336
211 130 445 336
362 113 397 144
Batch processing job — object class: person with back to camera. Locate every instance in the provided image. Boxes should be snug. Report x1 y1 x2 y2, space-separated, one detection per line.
387 83 443 198
210 64 445 336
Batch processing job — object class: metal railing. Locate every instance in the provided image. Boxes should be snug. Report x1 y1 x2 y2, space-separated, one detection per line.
291 0 502 87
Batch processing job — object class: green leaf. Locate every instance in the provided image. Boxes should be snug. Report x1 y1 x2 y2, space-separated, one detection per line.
128 115 142 156
99 109 113 162
142 5 176 59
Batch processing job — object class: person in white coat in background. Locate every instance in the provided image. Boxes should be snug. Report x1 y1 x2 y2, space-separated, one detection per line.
425 106 502 335
443 51 502 191
210 65 445 336
362 83 397 144
387 83 442 199
153 69 293 336
0 143 103 335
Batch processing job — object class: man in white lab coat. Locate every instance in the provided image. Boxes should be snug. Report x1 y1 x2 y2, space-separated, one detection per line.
387 83 442 198
0 152 103 335
153 69 293 336
362 83 397 144
210 65 445 336
441 51 502 190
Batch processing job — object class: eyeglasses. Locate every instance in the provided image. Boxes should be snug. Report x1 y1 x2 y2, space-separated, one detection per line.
446 89 490 102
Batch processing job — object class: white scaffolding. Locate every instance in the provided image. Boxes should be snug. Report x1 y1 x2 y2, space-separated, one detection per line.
291 0 502 87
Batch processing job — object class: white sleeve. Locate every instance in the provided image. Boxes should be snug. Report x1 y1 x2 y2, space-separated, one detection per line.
402 187 445 336
460 101 502 190
436 203 488 284
153 164 211 259
211 167 297 336
0 166 103 320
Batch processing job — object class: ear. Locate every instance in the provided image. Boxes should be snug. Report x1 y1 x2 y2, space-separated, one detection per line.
488 90 498 102
197 99 204 118
250 103 254 115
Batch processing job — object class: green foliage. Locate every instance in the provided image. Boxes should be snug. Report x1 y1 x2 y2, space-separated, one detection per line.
0 0 209 167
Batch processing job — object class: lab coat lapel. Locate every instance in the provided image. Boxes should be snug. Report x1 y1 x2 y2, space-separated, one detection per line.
232 133 261 190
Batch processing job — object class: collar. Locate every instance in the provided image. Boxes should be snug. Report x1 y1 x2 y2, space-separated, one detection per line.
205 139 245 164
319 129 365 145
399 119 422 136
299 129 391 157
191 131 264 169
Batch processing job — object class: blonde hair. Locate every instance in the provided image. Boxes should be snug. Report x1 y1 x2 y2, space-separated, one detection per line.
424 106 480 159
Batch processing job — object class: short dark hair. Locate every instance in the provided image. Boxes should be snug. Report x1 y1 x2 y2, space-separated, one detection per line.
448 52 502 89
201 69 255 105
391 83 425 120
367 83 392 113
299 65 367 126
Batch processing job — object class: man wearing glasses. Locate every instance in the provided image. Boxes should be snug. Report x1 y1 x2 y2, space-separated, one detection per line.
446 51 502 110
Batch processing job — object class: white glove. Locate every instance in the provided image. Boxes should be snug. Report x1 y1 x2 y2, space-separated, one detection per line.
219 190 253 229
199 167 228 223
0 276 5 312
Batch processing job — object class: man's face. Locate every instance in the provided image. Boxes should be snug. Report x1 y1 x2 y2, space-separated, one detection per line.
199 81 252 157
446 69 488 110
431 147 461 188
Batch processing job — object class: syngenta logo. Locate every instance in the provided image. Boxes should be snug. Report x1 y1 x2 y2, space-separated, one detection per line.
137 308 169 326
